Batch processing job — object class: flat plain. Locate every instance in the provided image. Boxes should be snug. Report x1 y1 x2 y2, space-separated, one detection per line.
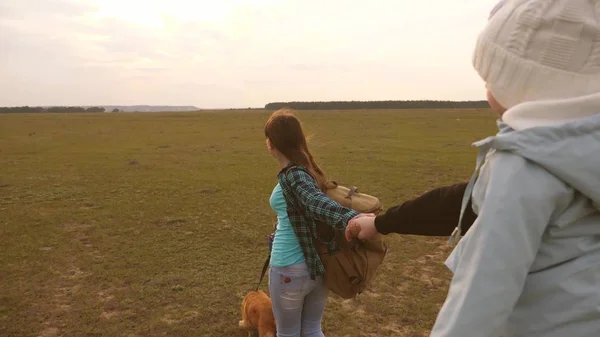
0 109 497 336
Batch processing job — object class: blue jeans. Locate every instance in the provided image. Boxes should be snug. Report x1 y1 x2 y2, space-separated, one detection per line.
269 262 329 337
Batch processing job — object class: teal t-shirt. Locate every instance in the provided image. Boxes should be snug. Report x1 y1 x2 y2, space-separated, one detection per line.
269 183 305 267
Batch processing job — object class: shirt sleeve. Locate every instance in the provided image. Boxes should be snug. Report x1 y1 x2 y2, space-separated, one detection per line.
430 152 571 337
374 182 477 236
286 169 359 230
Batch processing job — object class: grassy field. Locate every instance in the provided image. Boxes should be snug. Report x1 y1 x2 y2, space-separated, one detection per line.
0 109 497 337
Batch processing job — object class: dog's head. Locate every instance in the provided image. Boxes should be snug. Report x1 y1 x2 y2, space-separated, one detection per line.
241 290 266 312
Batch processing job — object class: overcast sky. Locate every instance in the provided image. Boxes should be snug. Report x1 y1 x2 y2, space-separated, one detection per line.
0 0 500 108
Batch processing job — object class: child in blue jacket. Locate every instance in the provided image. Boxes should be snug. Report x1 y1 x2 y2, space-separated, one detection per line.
351 1 600 336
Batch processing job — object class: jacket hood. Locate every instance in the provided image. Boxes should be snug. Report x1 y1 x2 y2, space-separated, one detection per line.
476 93 600 210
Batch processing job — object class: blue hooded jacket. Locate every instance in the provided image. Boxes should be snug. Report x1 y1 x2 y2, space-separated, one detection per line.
432 92 600 337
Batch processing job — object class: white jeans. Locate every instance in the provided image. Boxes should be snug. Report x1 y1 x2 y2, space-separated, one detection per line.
269 262 329 337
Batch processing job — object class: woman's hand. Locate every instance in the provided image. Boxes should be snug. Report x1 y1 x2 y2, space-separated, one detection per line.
345 213 377 241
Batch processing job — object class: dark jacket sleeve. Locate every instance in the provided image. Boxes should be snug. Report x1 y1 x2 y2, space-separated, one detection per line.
374 182 477 236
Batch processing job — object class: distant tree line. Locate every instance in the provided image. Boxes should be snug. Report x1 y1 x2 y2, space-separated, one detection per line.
0 106 110 113
265 100 490 110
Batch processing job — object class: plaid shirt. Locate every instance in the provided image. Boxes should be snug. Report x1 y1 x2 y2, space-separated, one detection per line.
278 164 359 280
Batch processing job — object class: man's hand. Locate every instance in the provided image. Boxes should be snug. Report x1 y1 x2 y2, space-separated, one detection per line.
345 213 377 241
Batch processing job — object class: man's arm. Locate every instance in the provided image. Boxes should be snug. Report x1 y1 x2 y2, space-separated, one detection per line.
374 182 477 236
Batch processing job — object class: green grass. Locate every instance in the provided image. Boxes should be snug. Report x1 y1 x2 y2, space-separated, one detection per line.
0 109 497 336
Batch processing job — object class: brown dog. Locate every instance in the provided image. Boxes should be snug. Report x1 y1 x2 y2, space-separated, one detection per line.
239 290 276 337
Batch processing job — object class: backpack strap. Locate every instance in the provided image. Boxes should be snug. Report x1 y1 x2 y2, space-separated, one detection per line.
347 186 358 198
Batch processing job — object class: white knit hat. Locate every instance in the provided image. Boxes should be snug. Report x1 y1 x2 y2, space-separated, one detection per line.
474 0 600 109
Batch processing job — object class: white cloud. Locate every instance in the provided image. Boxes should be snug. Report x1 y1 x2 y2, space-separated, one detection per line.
0 0 500 108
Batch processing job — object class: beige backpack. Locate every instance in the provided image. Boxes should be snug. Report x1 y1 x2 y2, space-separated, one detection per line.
313 181 388 299
324 181 383 214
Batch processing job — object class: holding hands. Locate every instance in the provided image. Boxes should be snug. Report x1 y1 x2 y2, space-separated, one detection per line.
345 213 378 242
